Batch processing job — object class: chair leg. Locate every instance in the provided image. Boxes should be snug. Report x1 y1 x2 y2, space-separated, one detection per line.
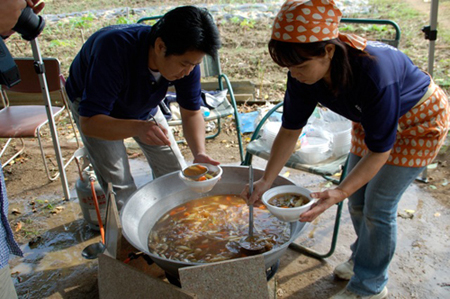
36 127 60 181
205 118 221 140
0 138 25 167
289 201 343 259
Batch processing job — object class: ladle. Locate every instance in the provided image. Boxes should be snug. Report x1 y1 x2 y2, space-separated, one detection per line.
182 164 209 180
82 179 106 259
239 165 265 254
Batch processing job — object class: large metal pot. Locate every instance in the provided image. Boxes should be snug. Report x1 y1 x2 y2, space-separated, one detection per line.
121 166 308 278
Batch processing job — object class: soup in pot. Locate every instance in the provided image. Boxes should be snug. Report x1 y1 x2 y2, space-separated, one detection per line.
148 194 290 263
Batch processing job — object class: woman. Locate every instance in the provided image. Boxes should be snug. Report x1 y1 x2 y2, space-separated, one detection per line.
242 1 449 298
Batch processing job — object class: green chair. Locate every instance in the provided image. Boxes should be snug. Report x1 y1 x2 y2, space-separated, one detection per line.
137 16 244 163
242 19 401 259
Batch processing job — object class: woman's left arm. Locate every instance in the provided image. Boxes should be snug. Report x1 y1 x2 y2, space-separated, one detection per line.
300 150 391 222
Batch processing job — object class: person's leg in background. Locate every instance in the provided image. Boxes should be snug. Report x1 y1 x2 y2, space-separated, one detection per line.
69 98 137 209
0 265 18 299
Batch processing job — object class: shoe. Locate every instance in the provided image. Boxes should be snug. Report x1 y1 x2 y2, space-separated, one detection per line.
331 286 388 299
334 259 354 280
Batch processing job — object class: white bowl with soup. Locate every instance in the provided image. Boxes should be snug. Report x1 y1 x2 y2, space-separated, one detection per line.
179 163 223 193
262 185 315 222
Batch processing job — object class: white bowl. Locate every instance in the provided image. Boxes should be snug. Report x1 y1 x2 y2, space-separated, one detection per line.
179 163 222 193
262 185 315 222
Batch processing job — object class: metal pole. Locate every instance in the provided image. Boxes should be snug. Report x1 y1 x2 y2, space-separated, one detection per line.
30 38 70 200
417 0 439 183
427 0 439 77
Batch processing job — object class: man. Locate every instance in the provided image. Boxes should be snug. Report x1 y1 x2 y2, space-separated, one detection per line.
66 6 221 208
1 2 45 298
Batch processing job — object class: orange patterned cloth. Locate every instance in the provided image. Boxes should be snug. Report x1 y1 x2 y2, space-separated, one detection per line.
351 80 450 167
271 0 366 50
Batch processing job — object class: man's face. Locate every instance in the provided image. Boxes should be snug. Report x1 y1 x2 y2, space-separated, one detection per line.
154 48 205 81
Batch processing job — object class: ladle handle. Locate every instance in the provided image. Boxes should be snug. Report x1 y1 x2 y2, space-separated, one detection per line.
248 165 254 238
90 180 105 244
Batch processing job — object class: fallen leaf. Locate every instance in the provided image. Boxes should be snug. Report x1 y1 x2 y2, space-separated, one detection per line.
14 222 23 232
434 212 441 217
282 171 290 178
50 206 64 214
398 210 414 219
11 209 21 215
427 163 438 169
324 181 334 188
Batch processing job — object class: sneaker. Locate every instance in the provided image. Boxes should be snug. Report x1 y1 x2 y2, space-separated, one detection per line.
334 259 354 280
331 286 388 299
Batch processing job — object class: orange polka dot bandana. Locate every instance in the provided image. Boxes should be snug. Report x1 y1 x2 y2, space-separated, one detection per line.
272 0 367 50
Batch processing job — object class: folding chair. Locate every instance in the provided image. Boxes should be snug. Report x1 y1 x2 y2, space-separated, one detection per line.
242 19 401 259
137 16 244 163
0 57 81 181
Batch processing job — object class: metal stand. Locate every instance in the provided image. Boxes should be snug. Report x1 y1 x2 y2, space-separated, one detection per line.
417 0 439 184
29 38 70 200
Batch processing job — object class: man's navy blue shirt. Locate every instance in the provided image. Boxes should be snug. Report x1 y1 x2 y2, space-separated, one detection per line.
65 24 202 120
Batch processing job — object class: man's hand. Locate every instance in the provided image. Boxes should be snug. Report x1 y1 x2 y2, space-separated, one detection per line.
136 120 171 146
0 0 27 34
192 152 219 166
0 0 45 36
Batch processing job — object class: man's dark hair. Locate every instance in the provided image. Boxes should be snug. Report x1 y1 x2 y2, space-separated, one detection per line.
268 38 372 95
149 6 221 60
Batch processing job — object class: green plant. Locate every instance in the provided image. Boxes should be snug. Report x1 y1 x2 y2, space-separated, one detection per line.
240 19 255 30
70 14 94 29
49 39 72 48
116 16 133 24
230 16 241 25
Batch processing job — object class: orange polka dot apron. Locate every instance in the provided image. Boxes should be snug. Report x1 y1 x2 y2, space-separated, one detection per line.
350 79 450 167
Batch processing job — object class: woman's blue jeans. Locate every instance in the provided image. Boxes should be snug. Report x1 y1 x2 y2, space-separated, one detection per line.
345 153 425 296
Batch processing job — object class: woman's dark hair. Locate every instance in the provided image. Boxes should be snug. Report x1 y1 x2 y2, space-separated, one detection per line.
268 38 371 94
149 6 221 60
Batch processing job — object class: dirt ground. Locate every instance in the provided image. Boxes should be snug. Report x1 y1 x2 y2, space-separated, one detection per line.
2 0 450 298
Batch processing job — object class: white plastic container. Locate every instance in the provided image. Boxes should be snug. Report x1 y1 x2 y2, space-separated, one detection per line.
329 121 352 157
295 136 331 164
261 122 281 147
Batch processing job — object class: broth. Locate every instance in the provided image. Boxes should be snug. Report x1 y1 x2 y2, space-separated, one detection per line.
148 194 290 263
268 193 310 208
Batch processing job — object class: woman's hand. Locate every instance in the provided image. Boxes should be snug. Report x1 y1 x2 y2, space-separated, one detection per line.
299 188 348 222
241 178 272 206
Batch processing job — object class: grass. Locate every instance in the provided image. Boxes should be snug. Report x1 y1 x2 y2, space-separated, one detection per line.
4 0 450 93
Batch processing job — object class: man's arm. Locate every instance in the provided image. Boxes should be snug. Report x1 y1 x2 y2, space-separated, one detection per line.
179 107 219 165
79 115 171 146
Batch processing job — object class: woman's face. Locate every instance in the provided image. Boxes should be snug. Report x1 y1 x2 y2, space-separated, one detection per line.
288 56 331 85
287 44 335 85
